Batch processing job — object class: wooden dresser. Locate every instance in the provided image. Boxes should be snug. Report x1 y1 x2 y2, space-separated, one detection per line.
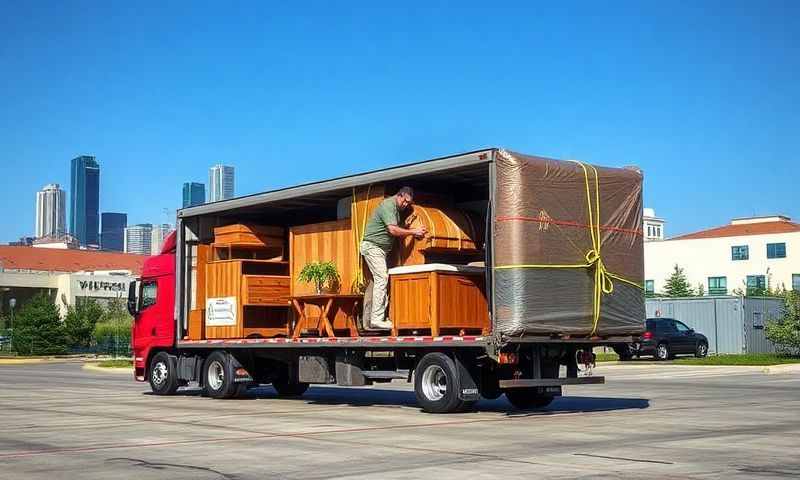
388 264 489 336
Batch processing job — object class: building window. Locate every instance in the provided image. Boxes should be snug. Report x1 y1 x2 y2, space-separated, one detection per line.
708 276 727 295
766 243 786 259
793 274 800 291
645 280 654 295
731 245 749 261
746 275 766 295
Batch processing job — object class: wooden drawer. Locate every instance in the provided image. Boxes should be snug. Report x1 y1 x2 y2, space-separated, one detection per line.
244 275 290 306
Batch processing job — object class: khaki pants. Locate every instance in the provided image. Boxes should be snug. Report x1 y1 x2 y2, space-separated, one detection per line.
360 241 390 327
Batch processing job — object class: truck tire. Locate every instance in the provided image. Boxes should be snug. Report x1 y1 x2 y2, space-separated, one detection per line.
504 389 554 410
272 380 309 397
149 351 179 395
414 352 467 413
202 351 242 399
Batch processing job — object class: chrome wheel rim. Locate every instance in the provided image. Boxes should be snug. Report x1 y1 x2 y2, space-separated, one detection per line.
207 360 224 390
698 344 707 356
421 365 447 401
151 361 168 386
657 345 668 359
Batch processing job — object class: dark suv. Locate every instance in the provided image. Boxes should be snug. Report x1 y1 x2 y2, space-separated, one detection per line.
615 318 709 361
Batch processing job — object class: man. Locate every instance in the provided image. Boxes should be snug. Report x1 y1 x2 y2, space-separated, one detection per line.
360 186 427 330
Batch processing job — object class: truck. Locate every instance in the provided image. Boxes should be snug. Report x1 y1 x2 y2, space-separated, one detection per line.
128 148 645 413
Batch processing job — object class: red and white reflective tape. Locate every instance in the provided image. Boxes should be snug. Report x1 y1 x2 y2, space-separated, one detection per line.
180 335 485 346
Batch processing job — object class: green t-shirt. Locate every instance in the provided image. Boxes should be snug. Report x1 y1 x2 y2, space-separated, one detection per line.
362 196 400 252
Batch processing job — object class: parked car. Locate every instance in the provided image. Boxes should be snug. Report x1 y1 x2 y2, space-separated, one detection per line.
614 318 709 361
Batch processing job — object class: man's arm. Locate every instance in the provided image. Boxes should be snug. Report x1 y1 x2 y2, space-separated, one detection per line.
388 224 427 238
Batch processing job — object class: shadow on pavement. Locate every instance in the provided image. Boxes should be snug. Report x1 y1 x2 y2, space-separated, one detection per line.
155 385 650 415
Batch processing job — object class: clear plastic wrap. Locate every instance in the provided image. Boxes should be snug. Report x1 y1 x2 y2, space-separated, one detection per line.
493 150 645 337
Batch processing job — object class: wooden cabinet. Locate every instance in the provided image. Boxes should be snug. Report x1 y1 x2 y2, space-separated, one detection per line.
205 260 290 339
388 264 489 336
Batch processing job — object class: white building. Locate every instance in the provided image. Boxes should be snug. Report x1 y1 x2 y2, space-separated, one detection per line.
35 184 66 239
208 164 234 202
150 224 173 255
645 215 800 296
124 224 153 255
643 207 665 242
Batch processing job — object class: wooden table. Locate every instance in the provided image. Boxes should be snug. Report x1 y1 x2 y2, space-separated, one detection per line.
290 294 363 338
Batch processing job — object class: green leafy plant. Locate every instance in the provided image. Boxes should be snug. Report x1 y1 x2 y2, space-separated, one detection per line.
765 291 800 355
93 298 133 357
298 261 340 294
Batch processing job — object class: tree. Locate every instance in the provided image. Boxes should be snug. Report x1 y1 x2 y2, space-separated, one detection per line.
696 283 705 297
765 291 800 355
64 299 104 349
11 293 67 355
662 264 695 297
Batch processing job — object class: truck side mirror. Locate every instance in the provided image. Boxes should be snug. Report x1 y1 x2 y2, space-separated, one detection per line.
127 281 139 316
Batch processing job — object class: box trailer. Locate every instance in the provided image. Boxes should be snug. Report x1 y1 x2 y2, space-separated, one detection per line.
128 148 645 413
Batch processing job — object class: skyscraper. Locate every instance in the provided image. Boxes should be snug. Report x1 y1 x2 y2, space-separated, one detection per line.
100 212 127 252
182 182 205 207
35 183 66 239
70 155 100 247
124 224 152 255
150 224 173 255
208 165 234 202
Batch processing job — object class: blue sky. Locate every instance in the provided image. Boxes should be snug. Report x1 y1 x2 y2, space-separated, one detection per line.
1 1 798 243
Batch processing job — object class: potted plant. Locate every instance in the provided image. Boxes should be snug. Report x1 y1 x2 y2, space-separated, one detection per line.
298 261 340 295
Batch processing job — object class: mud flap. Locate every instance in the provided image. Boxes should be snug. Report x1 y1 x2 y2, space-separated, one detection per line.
454 352 480 402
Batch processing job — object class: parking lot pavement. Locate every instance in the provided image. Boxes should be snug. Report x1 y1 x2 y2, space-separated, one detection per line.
0 362 798 479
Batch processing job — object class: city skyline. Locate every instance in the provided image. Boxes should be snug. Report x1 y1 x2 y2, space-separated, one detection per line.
2 3 799 243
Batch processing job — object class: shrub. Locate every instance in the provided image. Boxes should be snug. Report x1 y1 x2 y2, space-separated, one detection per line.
11 293 67 355
765 291 800 355
93 298 133 356
64 299 104 349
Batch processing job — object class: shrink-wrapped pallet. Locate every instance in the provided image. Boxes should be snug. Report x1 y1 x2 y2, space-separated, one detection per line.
493 150 645 337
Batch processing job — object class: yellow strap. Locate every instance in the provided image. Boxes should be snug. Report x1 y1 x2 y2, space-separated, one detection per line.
494 160 643 336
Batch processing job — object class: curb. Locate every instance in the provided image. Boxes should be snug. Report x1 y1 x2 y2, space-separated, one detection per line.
82 363 132 374
0 358 47 365
761 363 800 375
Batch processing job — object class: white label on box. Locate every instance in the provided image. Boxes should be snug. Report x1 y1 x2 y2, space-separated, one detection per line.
206 297 237 326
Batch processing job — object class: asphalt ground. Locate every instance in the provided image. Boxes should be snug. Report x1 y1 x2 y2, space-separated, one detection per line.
0 361 798 479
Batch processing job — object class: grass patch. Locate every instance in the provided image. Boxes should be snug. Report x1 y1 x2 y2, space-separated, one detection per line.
96 359 132 368
595 352 620 362
673 354 800 366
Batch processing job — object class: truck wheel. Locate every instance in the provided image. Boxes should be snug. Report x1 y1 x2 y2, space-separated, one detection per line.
655 343 670 361
272 380 309 397
414 352 466 413
149 351 179 395
203 351 241 399
504 389 554 410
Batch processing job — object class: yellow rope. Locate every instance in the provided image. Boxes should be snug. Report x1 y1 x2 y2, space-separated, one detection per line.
494 160 643 336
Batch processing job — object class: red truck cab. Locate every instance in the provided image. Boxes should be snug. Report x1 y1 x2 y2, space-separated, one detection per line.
128 232 177 381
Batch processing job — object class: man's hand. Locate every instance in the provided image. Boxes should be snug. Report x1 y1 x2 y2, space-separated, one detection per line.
413 226 428 239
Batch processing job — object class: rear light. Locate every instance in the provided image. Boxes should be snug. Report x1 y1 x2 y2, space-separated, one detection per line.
642 331 653 340
498 352 518 365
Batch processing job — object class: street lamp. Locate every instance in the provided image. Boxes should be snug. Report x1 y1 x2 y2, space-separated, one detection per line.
9 298 16 330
